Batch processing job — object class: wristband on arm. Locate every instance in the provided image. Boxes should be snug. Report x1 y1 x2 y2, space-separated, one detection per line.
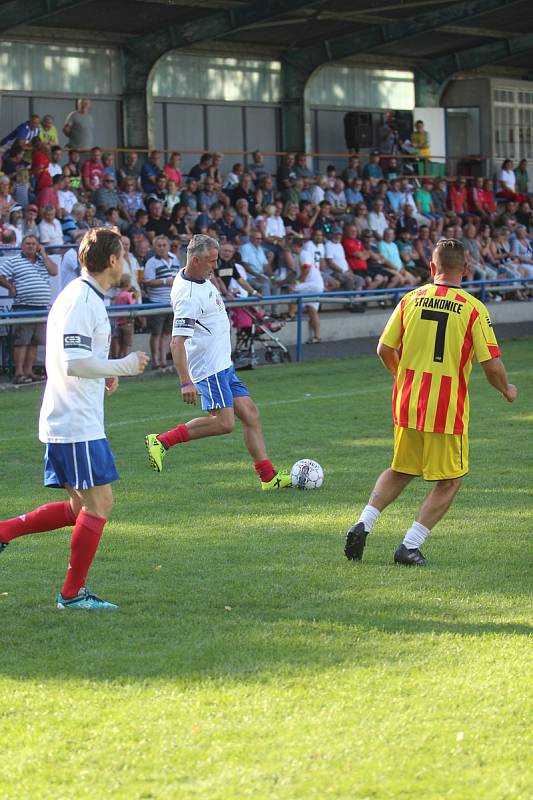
180 380 194 389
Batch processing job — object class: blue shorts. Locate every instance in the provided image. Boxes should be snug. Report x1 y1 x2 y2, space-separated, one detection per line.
195 365 250 411
44 439 119 490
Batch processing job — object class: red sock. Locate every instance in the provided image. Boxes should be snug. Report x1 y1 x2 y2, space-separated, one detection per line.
0 501 77 544
254 459 276 483
61 510 106 599
157 424 191 449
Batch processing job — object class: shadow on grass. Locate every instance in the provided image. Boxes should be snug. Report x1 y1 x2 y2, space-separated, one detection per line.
1 520 532 684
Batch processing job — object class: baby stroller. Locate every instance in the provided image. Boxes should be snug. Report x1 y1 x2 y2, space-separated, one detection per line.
231 305 291 369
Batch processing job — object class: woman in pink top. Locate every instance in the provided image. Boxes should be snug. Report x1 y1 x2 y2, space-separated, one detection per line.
163 152 183 188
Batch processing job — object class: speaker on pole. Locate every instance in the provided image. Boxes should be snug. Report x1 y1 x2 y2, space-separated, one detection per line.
344 112 373 150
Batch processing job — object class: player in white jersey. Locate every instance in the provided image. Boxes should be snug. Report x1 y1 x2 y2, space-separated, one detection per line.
0 228 149 609
145 234 291 490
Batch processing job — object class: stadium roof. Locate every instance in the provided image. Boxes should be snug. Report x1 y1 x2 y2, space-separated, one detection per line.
3 0 533 79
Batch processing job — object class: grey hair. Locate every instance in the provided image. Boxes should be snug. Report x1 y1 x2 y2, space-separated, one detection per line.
187 234 219 260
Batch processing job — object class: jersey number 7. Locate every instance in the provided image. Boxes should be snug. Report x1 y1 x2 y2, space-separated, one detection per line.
421 309 449 363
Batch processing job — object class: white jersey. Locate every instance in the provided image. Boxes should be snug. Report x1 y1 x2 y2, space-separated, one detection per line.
171 269 231 382
39 276 111 444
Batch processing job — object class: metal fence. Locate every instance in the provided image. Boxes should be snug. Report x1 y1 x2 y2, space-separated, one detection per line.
0 279 530 368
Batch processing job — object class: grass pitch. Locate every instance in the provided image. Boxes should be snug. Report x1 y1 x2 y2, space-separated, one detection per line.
0 339 532 799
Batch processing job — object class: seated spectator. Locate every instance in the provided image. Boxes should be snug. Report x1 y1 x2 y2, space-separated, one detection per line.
222 162 243 192
516 200 533 229
261 203 286 248
363 151 383 185
61 202 87 244
360 177 375 206
325 179 348 216
413 225 434 274
22 204 40 239
231 173 258 216
368 199 390 240
120 235 142 296
119 151 141 184
118 175 145 222
48 146 63 178
415 179 442 232
102 207 126 235
498 158 523 201
145 200 176 242
342 223 384 290
5 207 24 245
85 203 103 228
481 179 497 220
313 200 335 238
169 202 194 245
0 176 14 218
325 224 365 292
386 177 402 216
377 228 411 288
163 151 183 187
180 177 200 216
234 198 252 241
57 174 78 215
2 145 26 176
276 153 297 193
346 177 364 207
341 155 361 184
12 168 30 210
164 180 181 215
218 206 239 244
147 173 167 203
198 177 219 211
102 152 117 182
66 149 81 180
30 138 51 192
93 174 121 218
468 175 486 217
194 201 223 235
214 242 260 298
81 146 105 192
246 150 269 184
296 199 318 238
462 223 497 281
36 176 60 216
1 228 17 247
239 230 274 295
514 158 530 198
384 156 402 180
396 204 418 237
511 225 533 277
398 176 417 212
128 208 149 244
140 150 163 194
294 152 313 179
188 152 212 182
257 173 275 210
309 175 328 206
1 113 40 152
40 114 59 148
28 205 61 259
496 199 518 230
283 202 303 236
396 228 427 283
207 152 223 185
352 202 370 237
431 177 448 217
323 164 337 189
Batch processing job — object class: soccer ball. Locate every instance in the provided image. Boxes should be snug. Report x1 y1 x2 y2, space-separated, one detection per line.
291 459 324 490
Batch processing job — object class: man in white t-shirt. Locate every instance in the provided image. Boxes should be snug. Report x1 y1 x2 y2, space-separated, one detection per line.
143 235 180 369
0 228 149 609
325 225 365 291
302 229 338 291
145 234 291 491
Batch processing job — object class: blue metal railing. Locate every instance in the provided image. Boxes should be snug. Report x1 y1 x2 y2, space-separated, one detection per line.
0 278 531 365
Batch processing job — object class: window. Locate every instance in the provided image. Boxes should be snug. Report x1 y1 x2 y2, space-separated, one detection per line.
493 85 533 161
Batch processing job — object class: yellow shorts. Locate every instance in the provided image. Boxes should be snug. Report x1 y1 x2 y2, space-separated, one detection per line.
391 426 468 481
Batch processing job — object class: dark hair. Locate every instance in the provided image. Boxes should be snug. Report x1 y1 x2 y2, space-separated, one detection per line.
52 174 64 185
433 238 465 272
135 208 148 220
51 145 62 155
78 227 122 273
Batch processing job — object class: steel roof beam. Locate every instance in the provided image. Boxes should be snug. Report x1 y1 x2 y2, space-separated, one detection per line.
422 31 533 83
0 0 93 33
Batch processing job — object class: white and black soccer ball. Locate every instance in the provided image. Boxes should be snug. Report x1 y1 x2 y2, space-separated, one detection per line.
291 459 324 490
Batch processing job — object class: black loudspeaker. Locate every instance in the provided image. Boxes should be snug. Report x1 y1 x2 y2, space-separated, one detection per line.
344 112 373 149
394 111 414 142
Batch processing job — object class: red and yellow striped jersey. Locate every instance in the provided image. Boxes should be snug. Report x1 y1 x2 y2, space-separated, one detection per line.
380 283 500 435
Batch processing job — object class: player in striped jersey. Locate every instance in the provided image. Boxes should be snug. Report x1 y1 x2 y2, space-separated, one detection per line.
345 239 517 566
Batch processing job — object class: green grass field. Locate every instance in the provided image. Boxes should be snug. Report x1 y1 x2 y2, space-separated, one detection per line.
1 339 532 800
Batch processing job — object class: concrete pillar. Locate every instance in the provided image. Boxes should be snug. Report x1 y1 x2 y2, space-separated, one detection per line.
414 69 442 108
121 48 153 150
280 56 313 152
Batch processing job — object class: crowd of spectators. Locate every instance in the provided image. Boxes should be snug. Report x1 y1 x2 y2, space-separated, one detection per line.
1 106 533 371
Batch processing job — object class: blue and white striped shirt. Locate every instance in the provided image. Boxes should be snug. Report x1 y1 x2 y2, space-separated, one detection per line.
0 254 52 307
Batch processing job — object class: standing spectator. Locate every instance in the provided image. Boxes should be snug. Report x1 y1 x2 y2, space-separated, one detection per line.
411 119 431 170
40 115 59 149
31 138 51 192
0 235 58 383
81 147 105 192
62 97 94 150
48 146 63 178
1 114 40 151
140 150 163 194
143 235 180 369
363 151 383 186
302 229 339 290
163 152 183 187
379 112 398 155
59 246 80 289
12 168 31 209
514 158 530 198
38 204 64 247
288 252 324 343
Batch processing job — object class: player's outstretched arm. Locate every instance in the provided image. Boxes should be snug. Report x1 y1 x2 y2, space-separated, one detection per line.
481 357 517 403
66 351 149 379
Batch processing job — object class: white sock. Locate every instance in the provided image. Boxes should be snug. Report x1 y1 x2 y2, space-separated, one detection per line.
403 521 430 549
357 504 381 533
